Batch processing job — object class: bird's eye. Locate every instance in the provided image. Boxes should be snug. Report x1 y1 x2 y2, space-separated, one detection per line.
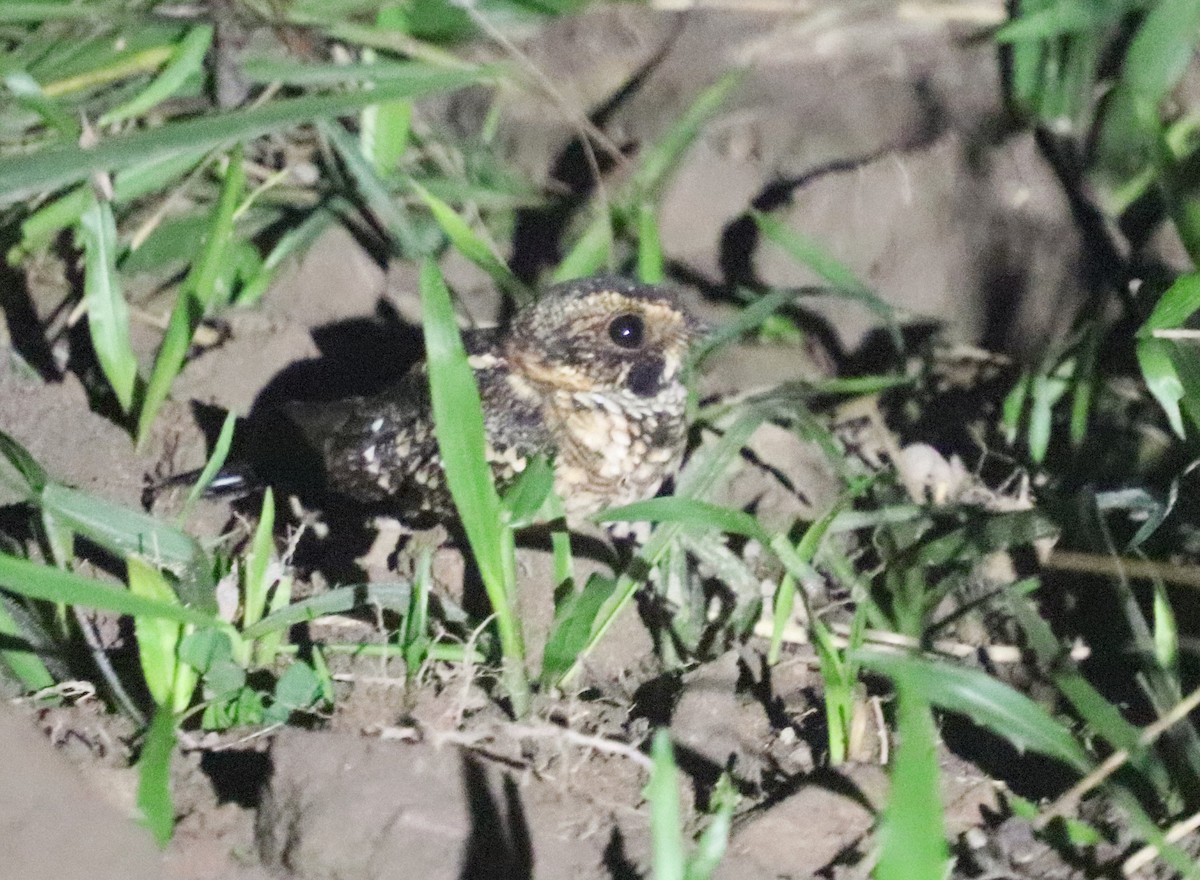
608 313 645 349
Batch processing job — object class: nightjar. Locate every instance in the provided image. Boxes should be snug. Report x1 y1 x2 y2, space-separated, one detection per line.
284 275 704 523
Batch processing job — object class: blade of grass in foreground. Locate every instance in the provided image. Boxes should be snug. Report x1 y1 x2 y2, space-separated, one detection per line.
137 144 244 446
874 674 948 880
0 553 225 630
77 195 138 412
136 704 176 846
0 70 489 207
419 260 529 716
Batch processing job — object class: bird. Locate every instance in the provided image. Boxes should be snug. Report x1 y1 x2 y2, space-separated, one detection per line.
267 275 706 524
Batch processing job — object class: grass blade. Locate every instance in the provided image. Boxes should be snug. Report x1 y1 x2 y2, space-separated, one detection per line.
874 675 948 880
596 497 770 545
136 704 176 846
0 553 223 630
320 118 421 256
637 201 664 284
0 599 55 691
855 649 1092 770
181 410 236 513
99 24 213 126
0 70 488 207
127 556 184 708
420 260 528 714
240 582 427 640
137 144 244 445
648 729 686 880
76 195 138 412
409 177 531 303
751 209 903 353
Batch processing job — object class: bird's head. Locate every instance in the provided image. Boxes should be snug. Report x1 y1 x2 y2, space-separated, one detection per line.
505 276 705 400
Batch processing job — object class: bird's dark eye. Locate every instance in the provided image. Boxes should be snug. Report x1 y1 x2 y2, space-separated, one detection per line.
608 313 644 349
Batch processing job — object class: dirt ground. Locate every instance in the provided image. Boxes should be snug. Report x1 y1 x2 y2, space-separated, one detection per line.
0 4 1163 880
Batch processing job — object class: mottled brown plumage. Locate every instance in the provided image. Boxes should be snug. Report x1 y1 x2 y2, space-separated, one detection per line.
293 276 703 522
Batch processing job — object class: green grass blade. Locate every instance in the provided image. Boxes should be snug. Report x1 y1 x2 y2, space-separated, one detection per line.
685 772 736 880
0 599 55 691
0 553 223 630
409 177 531 303
40 482 203 568
320 118 421 256
637 202 665 284
127 556 183 707
137 144 244 445
420 260 528 714
98 24 213 126
1122 0 1200 104
595 497 770 545
874 675 948 880
751 209 903 353
855 649 1092 770
181 410 236 514
76 195 138 412
14 149 207 260
648 729 686 880
136 704 176 846
241 488 275 632
0 71 486 206
0 429 49 497
541 574 616 687
240 582 431 640
632 69 744 198
236 205 336 306
551 206 612 283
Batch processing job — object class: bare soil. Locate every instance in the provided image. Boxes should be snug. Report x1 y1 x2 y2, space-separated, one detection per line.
0 4 1149 879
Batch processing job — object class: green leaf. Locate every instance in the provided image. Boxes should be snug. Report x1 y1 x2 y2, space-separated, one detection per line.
0 429 49 497
500 454 555 528
272 660 321 713
541 574 616 686
551 207 613 282
1137 336 1186 437
0 70 488 206
39 482 204 571
1141 272 1200 333
874 676 948 880
128 556 183 707
0 599 55 691
0 553 223 630
240 582 426 640
241 488 276 631
1122 0 1200 104
647 729 686 880
636 202 665 284
99 24 213 125
409 177 531 303
596 497 770 545
77 196 138 412
751 209 903 352
855 649 1092 770
420 260 528 713
15 150 207 261
632 69 744 199
181 411 236 514
685 773 736 880
320 118 422 256
136 704 177 847
137 144 244 445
